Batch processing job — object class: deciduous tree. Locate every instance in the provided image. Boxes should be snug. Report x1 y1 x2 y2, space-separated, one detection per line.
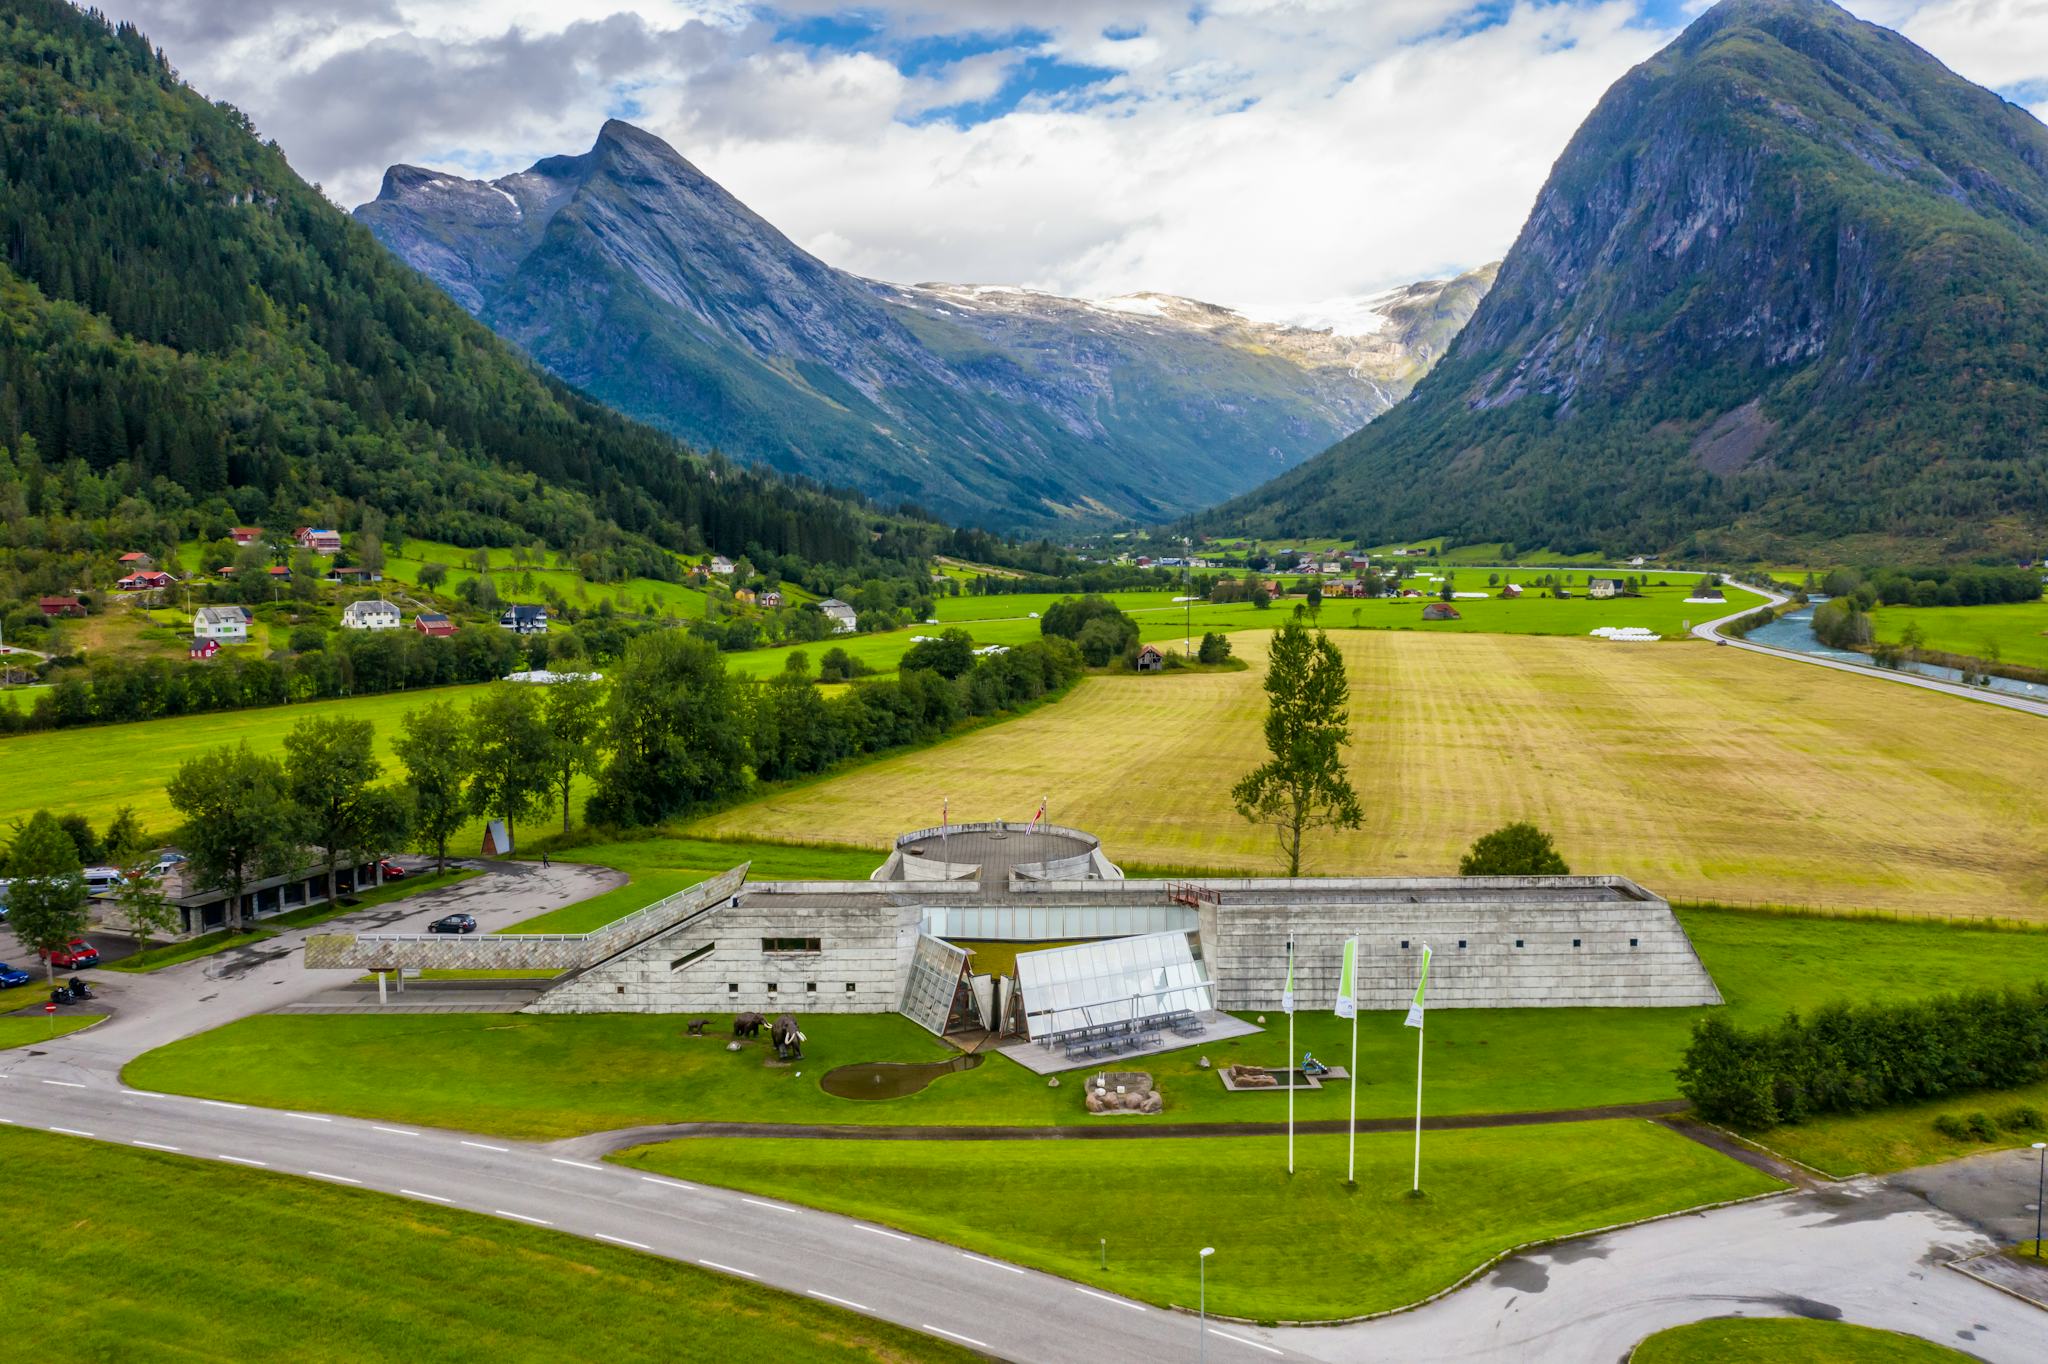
396 701 469 873
284 715 403 904
166 742 296 932
467 686 553 854
1231 622 1361 876
6 810 91 982
1459 821 1570 876
543 676 605 834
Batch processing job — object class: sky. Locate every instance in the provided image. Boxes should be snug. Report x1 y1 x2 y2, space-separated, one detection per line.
104 0 2048 321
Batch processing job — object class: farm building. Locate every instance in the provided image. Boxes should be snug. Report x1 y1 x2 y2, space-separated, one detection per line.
1421 602 1461 620
117 550 154 568
341 600 401 631
1135 643 1166 672
413 612 456 638
1687 586 1726 603
308 823 1721 1069
38 596 85 618
1499 584 1523 599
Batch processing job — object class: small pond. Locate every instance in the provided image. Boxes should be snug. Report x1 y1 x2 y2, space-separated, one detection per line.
820 1053 984 1100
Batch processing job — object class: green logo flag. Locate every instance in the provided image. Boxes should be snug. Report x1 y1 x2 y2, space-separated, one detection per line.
1334 937 1358 1019
1404 944 1432 1029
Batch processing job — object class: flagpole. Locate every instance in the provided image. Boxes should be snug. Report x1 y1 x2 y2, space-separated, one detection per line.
1412 1011 1424 1192
1348 1002 1358 1185
1287 945 1295 1176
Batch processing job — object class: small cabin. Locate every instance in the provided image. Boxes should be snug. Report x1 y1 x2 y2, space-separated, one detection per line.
1135 643 1166 672
1421 602 1462 621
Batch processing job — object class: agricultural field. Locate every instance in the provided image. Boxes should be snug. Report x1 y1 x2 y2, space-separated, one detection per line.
120 904 2048 1136
619 1122 1781 1321
378 538 721 620
0 1127 971 1364
697 630 2048 918
1869 599 2048 670
0 682 498 835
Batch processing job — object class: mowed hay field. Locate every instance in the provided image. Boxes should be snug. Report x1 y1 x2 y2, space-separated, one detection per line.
698 631 2048 917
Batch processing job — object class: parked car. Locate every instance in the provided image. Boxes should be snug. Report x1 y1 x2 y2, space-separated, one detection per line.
0 962 31 988
39 939 100 969
427 914 476 934
82 866 125 894
379 860 408 879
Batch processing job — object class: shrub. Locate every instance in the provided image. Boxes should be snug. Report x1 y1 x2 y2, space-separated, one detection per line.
1198 631 1232 664
1933 1114 1972 1141
1966 1112 1999 1142
1998 1104 2045 1133
1459 822 1569 876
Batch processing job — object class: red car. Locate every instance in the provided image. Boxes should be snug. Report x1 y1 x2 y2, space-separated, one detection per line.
40 939 101 970
379 860 407 879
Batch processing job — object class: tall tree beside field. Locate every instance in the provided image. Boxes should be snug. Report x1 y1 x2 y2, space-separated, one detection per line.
1231 622 1362 876
396 701 470 873
283 716 406 904
543 677 606 834
467 686 553 855
166 743 297 932
6 810 90 982
105 811 177 954
590 632 748 827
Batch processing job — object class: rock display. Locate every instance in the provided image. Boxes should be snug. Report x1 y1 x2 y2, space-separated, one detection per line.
1085 1070 1162 1115
1226 1063 1278 1088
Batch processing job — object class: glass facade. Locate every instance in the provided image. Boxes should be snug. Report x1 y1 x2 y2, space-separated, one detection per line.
1015 932 1213 1040
899 933 970 1036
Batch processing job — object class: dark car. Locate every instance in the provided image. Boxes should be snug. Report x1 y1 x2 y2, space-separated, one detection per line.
0 961 31 988
379 859 408 879
427 914 476 934
40 939 100 970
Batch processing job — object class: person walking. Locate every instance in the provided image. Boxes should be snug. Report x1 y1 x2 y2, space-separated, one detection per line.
540 851 550 869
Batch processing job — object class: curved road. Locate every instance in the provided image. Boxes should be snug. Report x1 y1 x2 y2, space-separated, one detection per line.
1691 582 2048 719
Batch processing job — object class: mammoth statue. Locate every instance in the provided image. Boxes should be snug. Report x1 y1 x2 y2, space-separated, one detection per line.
771 1013 806 1061
733 1012 766 1039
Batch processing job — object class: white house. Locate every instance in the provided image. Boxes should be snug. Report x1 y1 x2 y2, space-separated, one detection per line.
708 555 736 576
192 605 248 642
818 597 859 633
340 599 401 631
1588 578 1622 600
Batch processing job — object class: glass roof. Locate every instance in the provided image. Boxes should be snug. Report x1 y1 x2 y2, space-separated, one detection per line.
1015 932 1212 1040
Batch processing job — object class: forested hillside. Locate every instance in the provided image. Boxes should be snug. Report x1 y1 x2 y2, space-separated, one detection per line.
0 0 924 592
1208 0 2048 561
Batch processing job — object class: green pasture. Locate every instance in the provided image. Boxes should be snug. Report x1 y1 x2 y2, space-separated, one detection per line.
1628 1318 1973 1363
500 836 879 935
1870 599 2048 670
0 1127 974 1364
381 539 715 620
0 682 499 835
1748 1075 2048 1176
621 1122 1779 1321
119 903 2048 1139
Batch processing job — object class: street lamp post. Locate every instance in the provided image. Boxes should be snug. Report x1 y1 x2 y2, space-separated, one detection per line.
2033 1141 2046 1258
1198 1246 1215 1362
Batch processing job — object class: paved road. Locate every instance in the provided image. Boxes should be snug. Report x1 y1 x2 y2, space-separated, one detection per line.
1691 582 2048 719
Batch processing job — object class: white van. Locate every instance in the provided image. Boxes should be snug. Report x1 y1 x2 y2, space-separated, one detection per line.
82 866 125 895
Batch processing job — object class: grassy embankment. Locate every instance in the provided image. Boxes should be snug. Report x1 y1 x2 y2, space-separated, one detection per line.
120 902 2048 1140
1627 1318 1974 1363
1869 599 2048 672
698 629 2048 919
0 1127 973 1363
617 1122 1780 1322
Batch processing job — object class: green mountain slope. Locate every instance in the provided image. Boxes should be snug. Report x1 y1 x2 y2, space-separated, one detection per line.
356 123 1492 533
0 1 907 576
1209 0 2048 560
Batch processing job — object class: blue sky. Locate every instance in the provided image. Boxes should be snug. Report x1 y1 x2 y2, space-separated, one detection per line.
105 1 2048 316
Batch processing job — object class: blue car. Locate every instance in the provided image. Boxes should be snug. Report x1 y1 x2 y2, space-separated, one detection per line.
0 962 30 989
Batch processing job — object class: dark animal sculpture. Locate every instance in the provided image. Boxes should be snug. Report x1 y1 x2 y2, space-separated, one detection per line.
772 1013 805 1061
733 1012 765 1039
686 1019 708 1037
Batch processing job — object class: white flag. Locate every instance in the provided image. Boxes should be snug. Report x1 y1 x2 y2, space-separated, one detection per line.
1333 937 1358 1020
1405 944 1432 1029
1281 940 1295 1014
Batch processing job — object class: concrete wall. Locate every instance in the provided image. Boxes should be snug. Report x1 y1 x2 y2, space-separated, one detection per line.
526 892 925 1016
1198 895 1721 1012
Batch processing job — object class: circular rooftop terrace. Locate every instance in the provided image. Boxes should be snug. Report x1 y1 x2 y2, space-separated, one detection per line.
894 822 1104 882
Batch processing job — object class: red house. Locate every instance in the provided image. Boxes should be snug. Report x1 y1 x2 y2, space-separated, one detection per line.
117 550 154 567
116 570 174 591
230 527 263 545
413 612 456 638
188 638 220 660
38 596 85 618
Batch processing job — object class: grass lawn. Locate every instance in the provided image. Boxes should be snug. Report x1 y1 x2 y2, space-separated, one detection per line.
1742 1076 2048 1176
1628 1317 1973 1362
693 630 2048 919
1869 599 2048 671
120 908 2048 1138
101 927 277 973
0 1128 972 1364
502 835 881 934
0 682 498 834
619 1121 1782 1321
0 1006 98 1047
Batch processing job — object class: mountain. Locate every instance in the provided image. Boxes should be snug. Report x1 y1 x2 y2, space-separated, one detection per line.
1208 0 2048 560
356 122 1492 532
0 0 918 584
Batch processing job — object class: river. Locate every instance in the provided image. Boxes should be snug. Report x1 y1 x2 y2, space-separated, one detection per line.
1744 600 2048 702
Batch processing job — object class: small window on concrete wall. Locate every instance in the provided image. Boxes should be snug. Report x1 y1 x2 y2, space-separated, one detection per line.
670 943 713 972
766 982 778 994
1457 940 1467 949
1630 937 1639 948
1572 938 1581 948
1515 939 1524 948
727 983 739 994
845 983 857 992
763 937 822 954
805 982 818 993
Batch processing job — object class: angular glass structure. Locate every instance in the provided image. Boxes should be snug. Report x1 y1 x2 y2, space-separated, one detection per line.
1015 932 1213 1040
899 933 970 1036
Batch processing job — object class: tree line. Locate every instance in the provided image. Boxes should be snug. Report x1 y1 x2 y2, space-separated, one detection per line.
1676 986 2048 1130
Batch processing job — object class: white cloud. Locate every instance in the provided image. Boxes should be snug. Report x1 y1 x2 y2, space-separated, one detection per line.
100 1 2048 314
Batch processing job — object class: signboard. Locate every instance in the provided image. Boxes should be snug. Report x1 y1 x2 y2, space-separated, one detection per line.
43 1002 57 1014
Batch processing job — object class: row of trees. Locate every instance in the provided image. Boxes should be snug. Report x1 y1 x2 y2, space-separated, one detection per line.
1824 565 2041 610
1676 986 2048 1129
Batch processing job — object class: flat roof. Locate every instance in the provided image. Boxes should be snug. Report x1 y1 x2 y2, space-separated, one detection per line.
897 827 1094 880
